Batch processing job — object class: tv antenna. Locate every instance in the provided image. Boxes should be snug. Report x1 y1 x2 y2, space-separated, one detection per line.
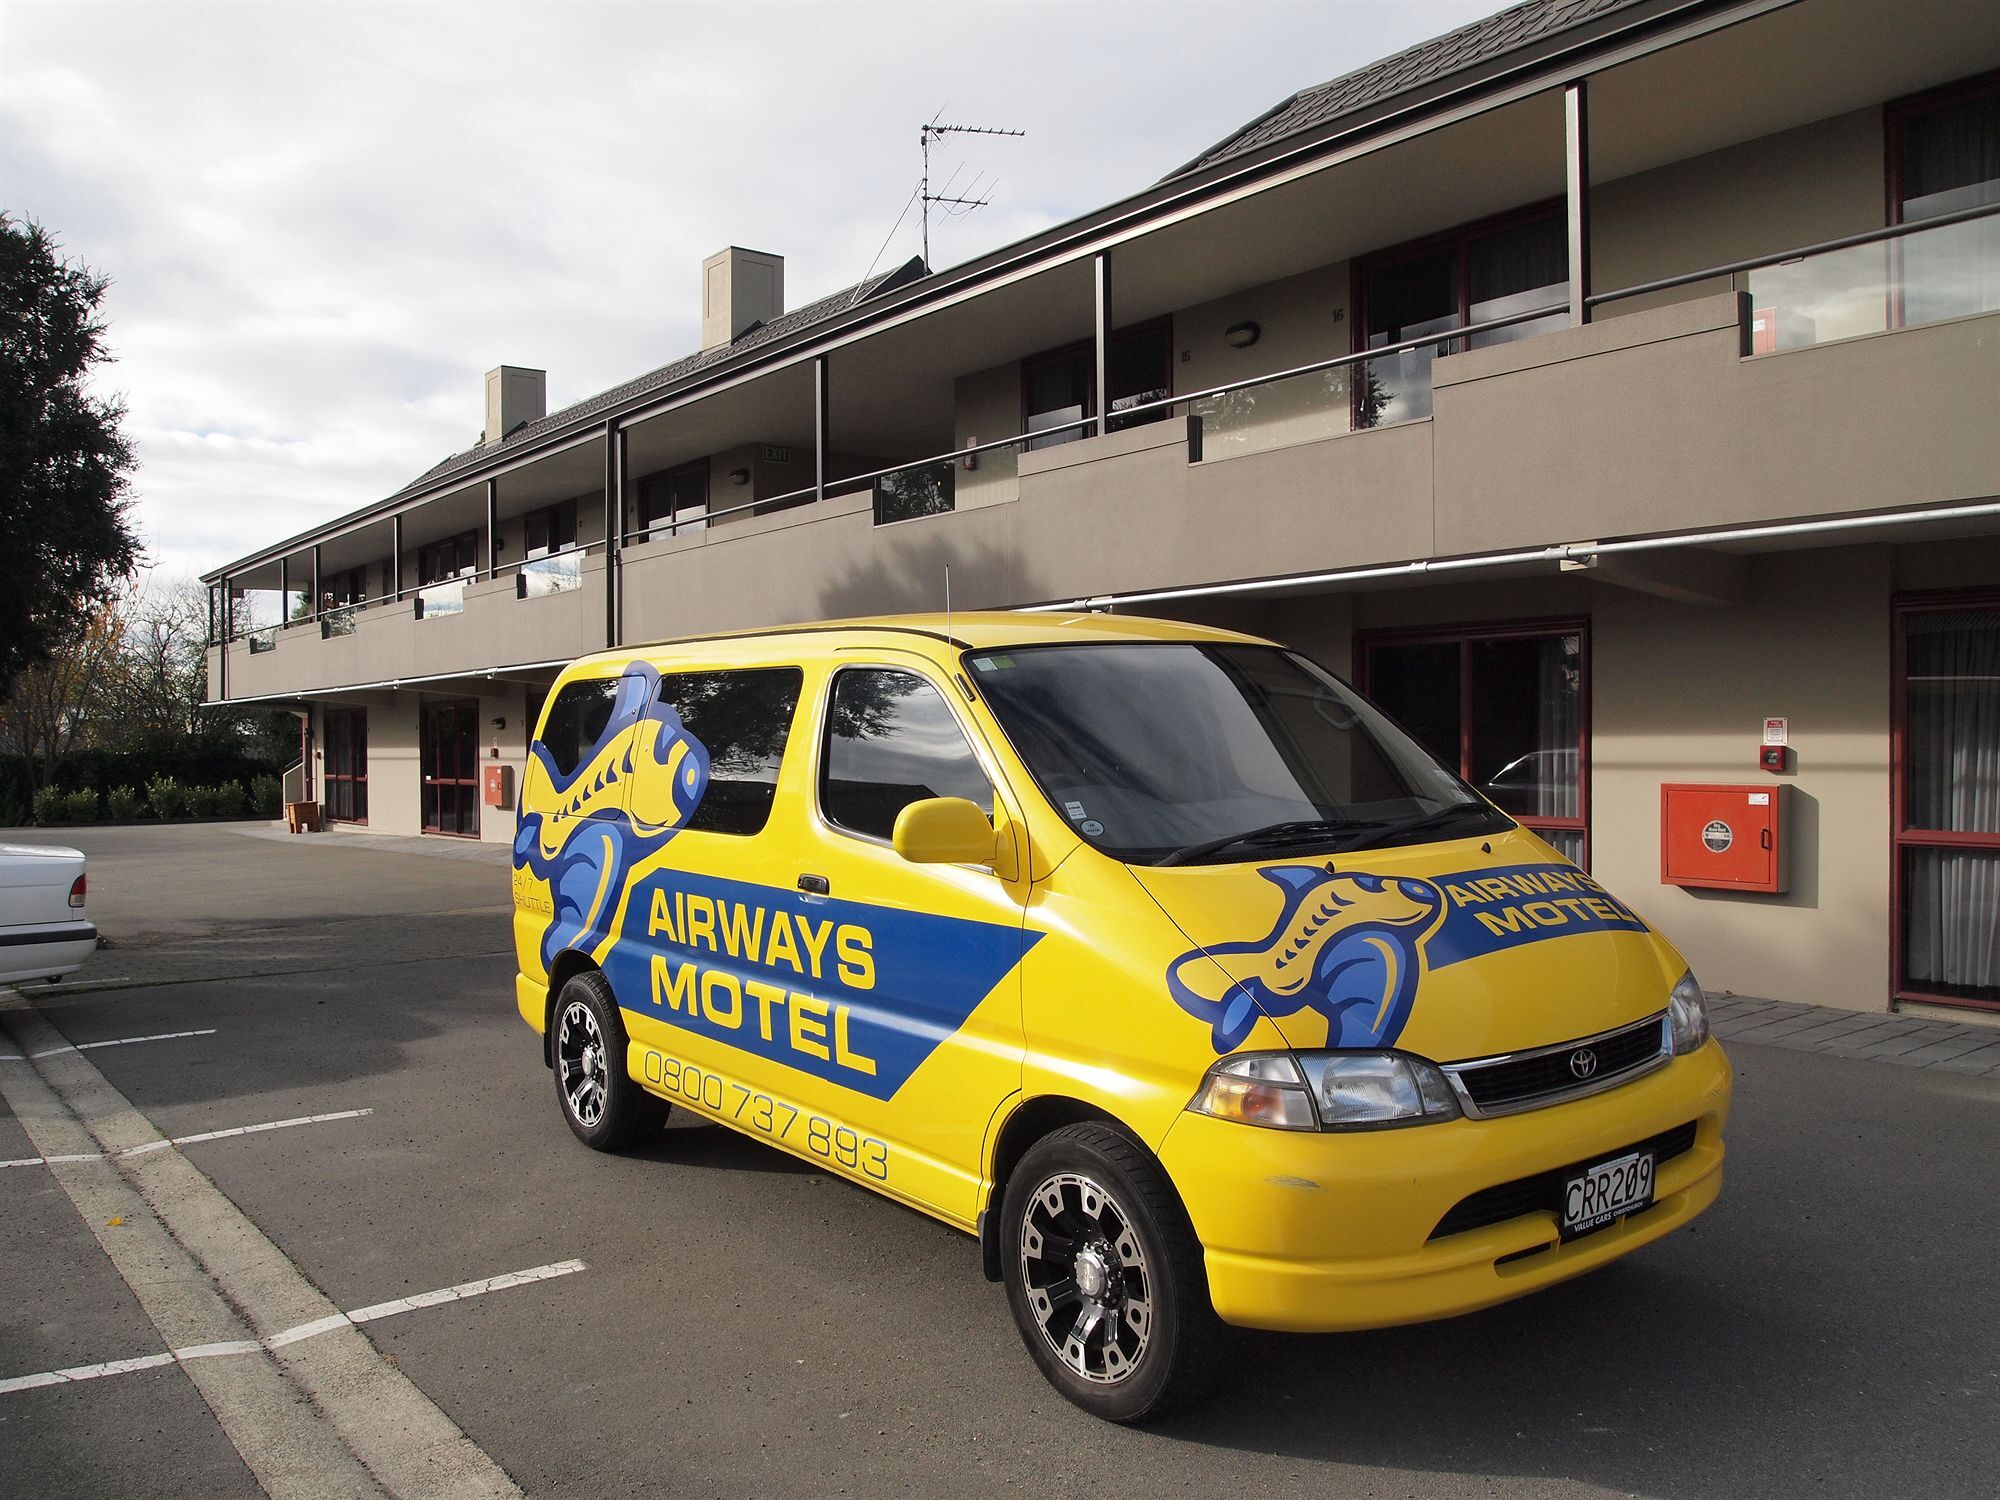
920 113 1023 268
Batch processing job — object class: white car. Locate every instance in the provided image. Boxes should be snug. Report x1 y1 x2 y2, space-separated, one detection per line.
0 843 98 985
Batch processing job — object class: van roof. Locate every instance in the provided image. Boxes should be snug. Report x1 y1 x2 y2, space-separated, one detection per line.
567 610 1271 670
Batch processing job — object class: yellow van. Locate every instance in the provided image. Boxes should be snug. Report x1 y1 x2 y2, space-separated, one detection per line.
511 614 1730 1420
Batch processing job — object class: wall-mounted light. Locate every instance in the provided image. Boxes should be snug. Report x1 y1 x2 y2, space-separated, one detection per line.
728 467 751 487
1225 321 1261 349
490 717 506 731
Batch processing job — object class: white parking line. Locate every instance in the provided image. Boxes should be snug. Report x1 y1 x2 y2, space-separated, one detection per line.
0 1259 588 1395
1 1028 217 1061
1 1109 372 1168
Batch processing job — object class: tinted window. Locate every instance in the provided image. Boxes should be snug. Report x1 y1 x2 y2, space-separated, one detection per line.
821 669 994 841
661 669 802 837
538 677 619 778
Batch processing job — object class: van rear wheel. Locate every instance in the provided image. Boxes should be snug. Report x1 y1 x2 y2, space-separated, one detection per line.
552 971 668 1150
999 1122 1222 1422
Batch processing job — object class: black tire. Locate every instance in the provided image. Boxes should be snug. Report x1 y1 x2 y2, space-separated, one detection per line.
999 1121 1224 1422
551 970 668 1150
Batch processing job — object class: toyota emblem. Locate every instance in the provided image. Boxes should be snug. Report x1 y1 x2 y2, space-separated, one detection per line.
1568 1047 1600 1080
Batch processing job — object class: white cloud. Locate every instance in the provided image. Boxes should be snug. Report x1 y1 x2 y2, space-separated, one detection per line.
2 0 1507 583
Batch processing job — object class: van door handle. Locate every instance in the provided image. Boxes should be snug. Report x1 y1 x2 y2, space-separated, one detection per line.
797 873 830 895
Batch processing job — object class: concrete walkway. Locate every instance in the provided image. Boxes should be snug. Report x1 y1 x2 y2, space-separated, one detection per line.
1710 993 2000 1075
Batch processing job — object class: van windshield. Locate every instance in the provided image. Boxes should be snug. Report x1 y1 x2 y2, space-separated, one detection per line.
965 642 1510 866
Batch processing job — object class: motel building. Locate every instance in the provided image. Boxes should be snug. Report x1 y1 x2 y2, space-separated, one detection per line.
204 0 2000 1020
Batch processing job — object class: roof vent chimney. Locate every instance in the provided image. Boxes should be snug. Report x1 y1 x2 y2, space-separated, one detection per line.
484 365 546 446
702 247 784 351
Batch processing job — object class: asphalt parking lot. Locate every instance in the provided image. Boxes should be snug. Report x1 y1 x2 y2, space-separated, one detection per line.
3 822 1996 1498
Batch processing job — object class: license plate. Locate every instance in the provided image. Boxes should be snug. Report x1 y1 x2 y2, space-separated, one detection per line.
1561 1150 1654 1240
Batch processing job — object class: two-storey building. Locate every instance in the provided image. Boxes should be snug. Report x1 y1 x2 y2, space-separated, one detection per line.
205 0 2000 1018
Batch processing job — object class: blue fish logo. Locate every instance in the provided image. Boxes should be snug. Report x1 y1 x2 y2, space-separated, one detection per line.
1166 865 1447 1053
513 662 711 973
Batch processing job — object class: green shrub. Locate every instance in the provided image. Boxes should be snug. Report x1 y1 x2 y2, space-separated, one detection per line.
249 773 282 817
33 786 67 824
63 788 101 823
147 775 187 820
189 782 247 818
107 785 145 821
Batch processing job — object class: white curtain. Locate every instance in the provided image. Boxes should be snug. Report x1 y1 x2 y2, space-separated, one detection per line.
1904 607 2000 996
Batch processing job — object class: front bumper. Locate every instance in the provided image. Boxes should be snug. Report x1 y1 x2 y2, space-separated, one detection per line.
1157 1039 1732 1333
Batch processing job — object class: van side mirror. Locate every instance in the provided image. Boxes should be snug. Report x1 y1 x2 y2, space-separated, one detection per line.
892 797 999 866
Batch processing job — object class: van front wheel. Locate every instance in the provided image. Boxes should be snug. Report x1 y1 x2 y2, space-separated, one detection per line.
552 971 667 1150
999 1122 1221 1422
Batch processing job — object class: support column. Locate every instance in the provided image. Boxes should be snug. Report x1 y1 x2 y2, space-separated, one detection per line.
1565 81 1592 327
279 557 289 628
814 355 830 502
392 514 403 601
485 478 499 579
1093 252 1113 437
603 419 620 650
311 545 322 619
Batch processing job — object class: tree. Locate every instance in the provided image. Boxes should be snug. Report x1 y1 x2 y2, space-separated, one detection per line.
0 214 142 697
0 589 130 788
95 579 218 747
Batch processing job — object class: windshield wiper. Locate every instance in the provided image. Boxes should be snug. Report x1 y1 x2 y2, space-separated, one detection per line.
1329 800 1498 852
1157 818 1363 867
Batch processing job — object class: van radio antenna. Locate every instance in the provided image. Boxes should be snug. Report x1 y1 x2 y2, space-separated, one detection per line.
920 113 1023 268
944 564 953 642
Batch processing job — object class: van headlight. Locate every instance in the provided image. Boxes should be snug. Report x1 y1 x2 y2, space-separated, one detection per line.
1190 1051 1462 1130
1187 1053 1318 1130
1668 971 1710 1055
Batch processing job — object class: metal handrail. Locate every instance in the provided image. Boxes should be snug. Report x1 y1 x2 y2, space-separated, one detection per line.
510 540 594 573
623 482 823 543
823 415 1101 494
1112 302 1571 422
1587 200 2000 308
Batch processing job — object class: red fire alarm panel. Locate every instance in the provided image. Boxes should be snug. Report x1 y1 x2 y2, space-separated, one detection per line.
1661 784 1789 893
483 763 514 809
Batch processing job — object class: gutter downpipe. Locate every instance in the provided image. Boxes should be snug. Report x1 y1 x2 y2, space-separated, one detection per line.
1020 499 2000 613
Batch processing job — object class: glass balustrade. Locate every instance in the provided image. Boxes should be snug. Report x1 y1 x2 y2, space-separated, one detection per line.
416 579 466 619
519 552 584 598
1194 365 1352 458
1747 211 2000 354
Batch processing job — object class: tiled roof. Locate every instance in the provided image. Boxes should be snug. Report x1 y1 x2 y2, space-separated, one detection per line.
1171 0 1646 177
388 255 929 501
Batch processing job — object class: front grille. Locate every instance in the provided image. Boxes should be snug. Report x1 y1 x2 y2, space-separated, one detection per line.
1428 1121 1699 1240
1447 1014 1666 1115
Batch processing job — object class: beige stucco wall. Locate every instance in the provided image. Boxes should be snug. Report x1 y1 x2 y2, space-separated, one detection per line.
313 686 531 847
1304 537 2000 1013
1590 549 1893 1011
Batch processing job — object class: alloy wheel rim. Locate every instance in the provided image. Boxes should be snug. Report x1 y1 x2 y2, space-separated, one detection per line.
556 1001 608 1128
1018 1170 1153 1384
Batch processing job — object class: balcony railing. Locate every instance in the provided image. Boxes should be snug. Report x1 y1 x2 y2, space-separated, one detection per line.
517 548 584 598
414 578 466 619
215 202 2000 664
1746 210 2000 354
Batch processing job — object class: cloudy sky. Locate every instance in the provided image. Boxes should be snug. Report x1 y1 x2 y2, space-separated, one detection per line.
3 0 1504 585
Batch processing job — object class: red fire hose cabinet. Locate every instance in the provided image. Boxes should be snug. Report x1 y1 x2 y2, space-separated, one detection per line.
1661 784 1790 894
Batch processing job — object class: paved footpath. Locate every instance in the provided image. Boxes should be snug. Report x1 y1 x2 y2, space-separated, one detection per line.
1708 993 2000 1075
